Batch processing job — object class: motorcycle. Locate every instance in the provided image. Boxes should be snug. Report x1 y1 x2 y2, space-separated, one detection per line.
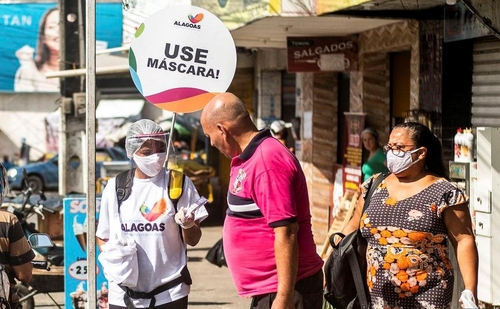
2 170 64 309
5 170 64 266
1 233 56 309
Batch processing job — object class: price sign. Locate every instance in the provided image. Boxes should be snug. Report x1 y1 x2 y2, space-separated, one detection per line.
67 260 100 280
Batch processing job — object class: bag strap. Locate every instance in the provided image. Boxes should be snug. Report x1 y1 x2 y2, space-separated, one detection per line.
362 173 388 213
346 249 370 309
353 172 388 308
167 169 185 213
116 168 136 209
167 169 186 243
122 265 192 309
329 173 389 248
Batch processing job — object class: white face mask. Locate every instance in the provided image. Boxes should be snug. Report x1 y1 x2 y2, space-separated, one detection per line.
386 148 420 174
133 152 166 177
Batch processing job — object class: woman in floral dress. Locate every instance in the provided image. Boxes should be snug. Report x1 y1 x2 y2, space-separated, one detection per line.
341 122 478 309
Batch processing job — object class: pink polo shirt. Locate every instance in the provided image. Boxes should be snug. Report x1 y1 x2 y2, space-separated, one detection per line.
223 130 323 297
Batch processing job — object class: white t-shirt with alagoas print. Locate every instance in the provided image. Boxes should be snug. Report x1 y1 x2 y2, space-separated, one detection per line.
96 168 208 307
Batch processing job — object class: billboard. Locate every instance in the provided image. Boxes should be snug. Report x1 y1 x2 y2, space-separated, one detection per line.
0 2 123 92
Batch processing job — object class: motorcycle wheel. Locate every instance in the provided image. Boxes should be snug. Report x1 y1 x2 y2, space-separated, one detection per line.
14 283 34 309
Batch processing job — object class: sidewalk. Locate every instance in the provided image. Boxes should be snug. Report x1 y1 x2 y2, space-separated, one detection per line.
34 226 250 309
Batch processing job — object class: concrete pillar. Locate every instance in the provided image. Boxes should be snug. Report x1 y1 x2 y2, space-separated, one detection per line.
254 49 287 128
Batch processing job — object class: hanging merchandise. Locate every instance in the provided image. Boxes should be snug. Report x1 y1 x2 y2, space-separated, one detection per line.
454 128 463 162
463 128 474 162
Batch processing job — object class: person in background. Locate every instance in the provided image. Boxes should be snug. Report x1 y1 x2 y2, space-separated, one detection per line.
1 156 14 171
270 120 294 153
0 163 36 307
361 127 388 181
96 119 208 309
341 122 478 308
200 93 324 309
14 7 60 92
19 138 30 166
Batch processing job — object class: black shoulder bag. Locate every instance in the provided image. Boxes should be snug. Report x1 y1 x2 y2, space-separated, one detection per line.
324 173 388 309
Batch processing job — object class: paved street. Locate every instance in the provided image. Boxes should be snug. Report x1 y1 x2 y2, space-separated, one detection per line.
33 226 250 309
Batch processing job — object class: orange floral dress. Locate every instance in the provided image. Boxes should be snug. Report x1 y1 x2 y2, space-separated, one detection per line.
360 175 468 309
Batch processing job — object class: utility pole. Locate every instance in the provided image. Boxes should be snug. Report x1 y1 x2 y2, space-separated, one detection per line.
59 0 98 306
59 0 87 195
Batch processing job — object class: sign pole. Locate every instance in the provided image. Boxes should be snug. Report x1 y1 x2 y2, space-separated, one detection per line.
165 112 177 167
86 0 97 307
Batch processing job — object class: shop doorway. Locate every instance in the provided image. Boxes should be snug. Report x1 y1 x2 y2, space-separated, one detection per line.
390 51 411 130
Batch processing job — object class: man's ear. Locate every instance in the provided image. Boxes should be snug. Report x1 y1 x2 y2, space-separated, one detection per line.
217 123 230 139
216 123 224 135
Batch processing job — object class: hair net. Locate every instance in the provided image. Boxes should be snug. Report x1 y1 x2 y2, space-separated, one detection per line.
125 119 167 158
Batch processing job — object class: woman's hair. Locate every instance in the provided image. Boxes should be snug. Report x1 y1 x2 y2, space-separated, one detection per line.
35 7 58 70
393 122 449 179
361 127 378 141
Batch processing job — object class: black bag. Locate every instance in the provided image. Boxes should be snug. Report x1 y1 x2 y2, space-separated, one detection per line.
205 238 227 267
324 173 387 309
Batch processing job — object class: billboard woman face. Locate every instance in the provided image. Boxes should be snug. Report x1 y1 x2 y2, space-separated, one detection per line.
42 9 60 57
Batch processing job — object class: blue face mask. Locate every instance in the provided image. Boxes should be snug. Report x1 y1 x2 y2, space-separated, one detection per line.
386 148 420 174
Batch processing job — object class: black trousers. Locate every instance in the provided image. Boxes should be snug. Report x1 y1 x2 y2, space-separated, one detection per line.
250 269 324 309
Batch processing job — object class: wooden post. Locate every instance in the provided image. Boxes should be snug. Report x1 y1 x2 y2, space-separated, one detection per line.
320 191 359 259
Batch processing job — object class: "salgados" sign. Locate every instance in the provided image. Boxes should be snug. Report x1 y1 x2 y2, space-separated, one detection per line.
286 36 358 73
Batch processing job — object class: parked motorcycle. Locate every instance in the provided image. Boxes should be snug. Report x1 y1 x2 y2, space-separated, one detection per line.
1 233 55 309
2 170 64 309
5 170 64 266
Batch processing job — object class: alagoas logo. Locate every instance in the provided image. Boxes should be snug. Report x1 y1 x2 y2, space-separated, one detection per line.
140 198 167 221
173 13 203 29
188 13 204 23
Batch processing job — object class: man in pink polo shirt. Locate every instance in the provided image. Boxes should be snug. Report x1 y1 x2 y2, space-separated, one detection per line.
201 92 324 309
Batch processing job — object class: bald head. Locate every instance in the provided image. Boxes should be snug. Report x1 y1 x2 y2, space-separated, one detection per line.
201 92 256 134
202 92 249 125
201 92 258 157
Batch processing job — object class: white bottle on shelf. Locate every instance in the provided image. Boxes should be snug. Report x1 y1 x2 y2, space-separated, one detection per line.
463 128 474 162
454 128 463 162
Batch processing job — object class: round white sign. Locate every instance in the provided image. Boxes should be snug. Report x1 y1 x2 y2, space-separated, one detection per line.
129 5 237 113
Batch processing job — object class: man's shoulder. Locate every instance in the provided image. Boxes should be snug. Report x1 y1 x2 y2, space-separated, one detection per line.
0 211 17 223
257 137 294 158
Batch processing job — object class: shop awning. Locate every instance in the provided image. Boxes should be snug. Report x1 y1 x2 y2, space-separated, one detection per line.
230 15 400 49
96 99 144 119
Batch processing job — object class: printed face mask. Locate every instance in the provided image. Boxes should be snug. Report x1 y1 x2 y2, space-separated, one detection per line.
386 148 420 174
133 152 166 177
